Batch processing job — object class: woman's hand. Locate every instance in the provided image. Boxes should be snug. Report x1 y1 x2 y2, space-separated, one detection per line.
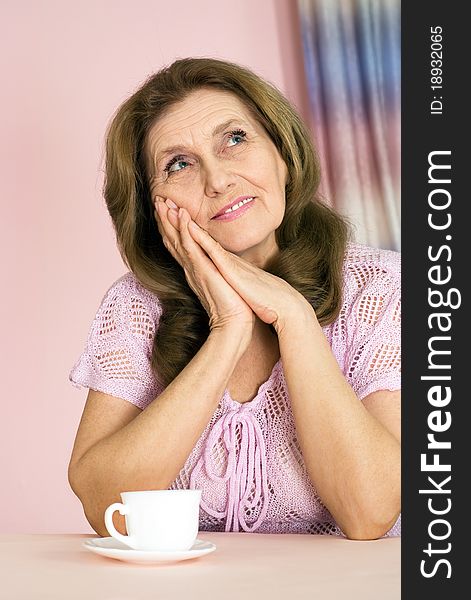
194 224 312 334
154 198 255 342
167 205 313 336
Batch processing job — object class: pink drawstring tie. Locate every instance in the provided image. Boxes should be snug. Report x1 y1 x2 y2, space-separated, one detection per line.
189 406 269 532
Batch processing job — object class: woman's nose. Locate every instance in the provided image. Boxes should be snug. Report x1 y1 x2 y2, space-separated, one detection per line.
202 156 236 197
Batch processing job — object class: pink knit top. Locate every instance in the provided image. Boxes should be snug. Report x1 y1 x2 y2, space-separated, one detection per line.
69 242 401 537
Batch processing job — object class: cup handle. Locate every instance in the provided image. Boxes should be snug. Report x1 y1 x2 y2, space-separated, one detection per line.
104 502 136 549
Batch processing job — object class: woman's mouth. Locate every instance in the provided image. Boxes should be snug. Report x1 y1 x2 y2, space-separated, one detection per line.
211 197 255 222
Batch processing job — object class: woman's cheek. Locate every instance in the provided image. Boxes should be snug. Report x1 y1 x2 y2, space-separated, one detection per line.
181 197 206 223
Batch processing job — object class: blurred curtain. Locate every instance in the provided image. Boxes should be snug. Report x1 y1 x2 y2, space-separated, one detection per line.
297 0 400 250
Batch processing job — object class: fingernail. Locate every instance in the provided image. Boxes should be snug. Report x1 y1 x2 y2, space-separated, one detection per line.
178 207 184 218
189 220 199 231
166 198 178 209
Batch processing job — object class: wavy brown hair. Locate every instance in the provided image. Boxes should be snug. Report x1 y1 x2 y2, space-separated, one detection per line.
103 57 351 388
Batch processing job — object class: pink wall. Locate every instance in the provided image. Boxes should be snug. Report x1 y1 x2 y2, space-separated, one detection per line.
1 1 308 533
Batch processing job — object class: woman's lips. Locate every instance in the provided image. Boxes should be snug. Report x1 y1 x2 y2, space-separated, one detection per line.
211 198 255 222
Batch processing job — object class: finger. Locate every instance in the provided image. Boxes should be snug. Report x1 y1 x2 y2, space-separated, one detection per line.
157 202 211 273
155 201 183 259
155 200 180 239
178 208 220 272
165 198 178 210
155 198 183 236
187 216 260 290
154 204 171 247
187 217 229 267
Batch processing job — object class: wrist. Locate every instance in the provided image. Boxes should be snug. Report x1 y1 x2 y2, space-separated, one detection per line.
275 300 320 339
209 322 252 357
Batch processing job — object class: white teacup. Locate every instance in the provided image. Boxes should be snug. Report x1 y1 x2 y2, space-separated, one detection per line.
104 489 202 551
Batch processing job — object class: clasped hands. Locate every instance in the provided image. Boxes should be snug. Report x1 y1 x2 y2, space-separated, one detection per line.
154 197 313 338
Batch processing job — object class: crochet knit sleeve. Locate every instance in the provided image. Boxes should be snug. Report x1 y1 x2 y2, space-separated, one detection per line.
342 245 401 401
69 272 164 410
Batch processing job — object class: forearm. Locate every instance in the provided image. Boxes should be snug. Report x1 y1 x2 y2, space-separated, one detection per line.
278 305 400 539
75 326 247 534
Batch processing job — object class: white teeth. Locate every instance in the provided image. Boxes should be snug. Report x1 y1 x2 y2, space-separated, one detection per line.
224 197 254 214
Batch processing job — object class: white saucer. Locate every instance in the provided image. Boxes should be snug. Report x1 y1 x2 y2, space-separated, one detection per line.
83 537 216 564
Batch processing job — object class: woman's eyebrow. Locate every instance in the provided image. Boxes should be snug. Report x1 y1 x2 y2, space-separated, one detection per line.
156 119 248 160
211 118 246 136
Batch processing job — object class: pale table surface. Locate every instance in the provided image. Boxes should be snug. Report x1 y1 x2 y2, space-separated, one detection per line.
1 533 400 600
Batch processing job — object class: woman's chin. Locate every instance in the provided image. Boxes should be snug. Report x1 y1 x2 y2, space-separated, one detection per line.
215 237 257 255
211 230 278 265
219 239 261 256
228 243 280 269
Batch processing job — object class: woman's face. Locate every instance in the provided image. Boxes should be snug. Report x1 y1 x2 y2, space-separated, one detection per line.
146 88 288 267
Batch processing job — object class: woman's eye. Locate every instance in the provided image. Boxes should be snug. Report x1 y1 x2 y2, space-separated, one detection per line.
227 129 247 147
164 155 189 175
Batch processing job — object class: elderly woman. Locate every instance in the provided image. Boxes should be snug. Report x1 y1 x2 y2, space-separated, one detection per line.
68 58 401 540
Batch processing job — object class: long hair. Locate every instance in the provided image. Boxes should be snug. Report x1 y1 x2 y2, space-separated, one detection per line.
103 58 350 388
